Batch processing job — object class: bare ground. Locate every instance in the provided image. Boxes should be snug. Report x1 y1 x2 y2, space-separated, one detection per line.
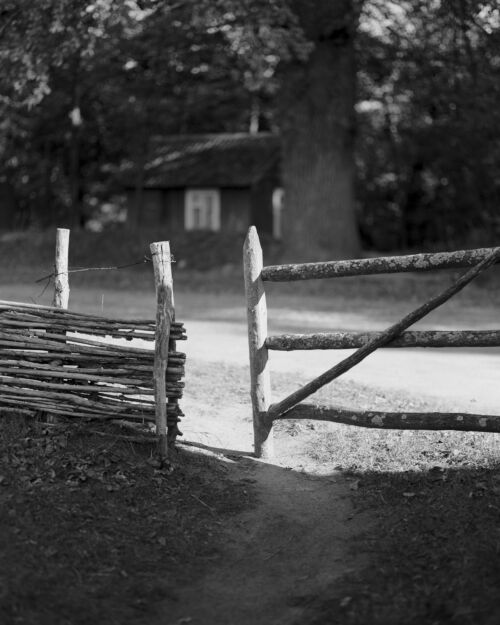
163 449 367 625
1 279 500 623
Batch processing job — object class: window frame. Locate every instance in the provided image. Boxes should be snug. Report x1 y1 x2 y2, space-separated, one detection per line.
184 188 221 232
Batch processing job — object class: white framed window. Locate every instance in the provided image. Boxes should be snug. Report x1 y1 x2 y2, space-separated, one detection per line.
272 187 284 240
184 189 221 231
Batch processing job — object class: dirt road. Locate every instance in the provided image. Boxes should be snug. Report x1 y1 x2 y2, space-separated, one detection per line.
179 310 500 456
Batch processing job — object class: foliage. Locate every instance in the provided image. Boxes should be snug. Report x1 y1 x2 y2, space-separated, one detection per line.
357 0 500 249
1 1 499 249
0 0 310 228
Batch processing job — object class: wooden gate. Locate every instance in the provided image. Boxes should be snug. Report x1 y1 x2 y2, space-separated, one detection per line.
243 226 500 459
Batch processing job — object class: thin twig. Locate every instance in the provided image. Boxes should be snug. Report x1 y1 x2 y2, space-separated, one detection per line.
190 494 217 515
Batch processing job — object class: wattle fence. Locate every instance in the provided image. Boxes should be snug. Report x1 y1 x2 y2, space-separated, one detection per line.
243 226 500 459
0 228 186 460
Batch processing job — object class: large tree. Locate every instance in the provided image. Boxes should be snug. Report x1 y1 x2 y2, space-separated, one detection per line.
278 1 362 261
2 0 364 259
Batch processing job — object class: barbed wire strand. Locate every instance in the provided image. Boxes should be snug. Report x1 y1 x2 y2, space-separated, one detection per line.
34 255 157 284
31 253 174 304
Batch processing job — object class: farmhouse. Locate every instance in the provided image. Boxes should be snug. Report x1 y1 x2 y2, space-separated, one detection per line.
125 132 284 239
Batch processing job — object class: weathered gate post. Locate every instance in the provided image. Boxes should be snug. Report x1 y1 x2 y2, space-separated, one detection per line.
47 227 70 425
53 228 70 309
150 241 174 461
243 227 273 459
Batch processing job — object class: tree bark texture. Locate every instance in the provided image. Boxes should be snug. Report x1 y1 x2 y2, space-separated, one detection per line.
262 247 500 281
266 330 500 351
279 0 361 262
280 403 500 433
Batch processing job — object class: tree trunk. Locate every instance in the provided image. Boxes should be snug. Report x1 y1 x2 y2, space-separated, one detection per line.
279 1 361 261
133 145 147 229
68 117 81 229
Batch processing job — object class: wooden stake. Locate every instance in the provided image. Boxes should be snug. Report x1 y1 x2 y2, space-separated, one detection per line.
53 228 70 309
48 228 70 423
150 241 174 461
244 227 273 459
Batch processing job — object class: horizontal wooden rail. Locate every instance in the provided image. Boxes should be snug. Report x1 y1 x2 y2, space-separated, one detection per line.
275 403 500 433
261 247 500 282
266 330 500 350
268 248 500 421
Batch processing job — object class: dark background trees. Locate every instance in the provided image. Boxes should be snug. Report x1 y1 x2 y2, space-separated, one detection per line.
1 0 499 256
356 0 500 251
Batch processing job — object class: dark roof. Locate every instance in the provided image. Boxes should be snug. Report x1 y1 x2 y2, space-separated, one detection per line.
140 133 280 188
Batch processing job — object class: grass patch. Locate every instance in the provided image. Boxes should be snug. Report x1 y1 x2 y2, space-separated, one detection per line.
297 457 500 625
289 390 500 625
266 366 500 625
0 417 255 625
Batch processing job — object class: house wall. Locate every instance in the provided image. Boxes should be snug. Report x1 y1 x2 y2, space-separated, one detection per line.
169 188 251 233
220 188 251 233
128 186 272 235
126 189 164 228
163 189 184 231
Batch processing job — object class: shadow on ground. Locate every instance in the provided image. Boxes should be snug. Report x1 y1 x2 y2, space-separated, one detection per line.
292 461 500 625
160 440 368 625
2 419 500 625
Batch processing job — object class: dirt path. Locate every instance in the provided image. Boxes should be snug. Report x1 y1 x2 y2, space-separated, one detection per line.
164 450 366 625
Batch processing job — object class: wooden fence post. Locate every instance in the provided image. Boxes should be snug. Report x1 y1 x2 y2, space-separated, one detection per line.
150 241 174 461
53 228 70 309
243 227 273 459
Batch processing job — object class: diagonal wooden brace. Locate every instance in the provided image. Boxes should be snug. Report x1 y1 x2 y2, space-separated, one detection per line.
268 247 500 421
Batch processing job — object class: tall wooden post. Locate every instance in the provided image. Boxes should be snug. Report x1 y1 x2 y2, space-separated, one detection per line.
150 241 174 460
243 227 273 459
53 228 70 309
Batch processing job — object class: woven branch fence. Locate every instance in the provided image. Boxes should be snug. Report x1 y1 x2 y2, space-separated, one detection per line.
0 229 186 459
243 226 500 459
